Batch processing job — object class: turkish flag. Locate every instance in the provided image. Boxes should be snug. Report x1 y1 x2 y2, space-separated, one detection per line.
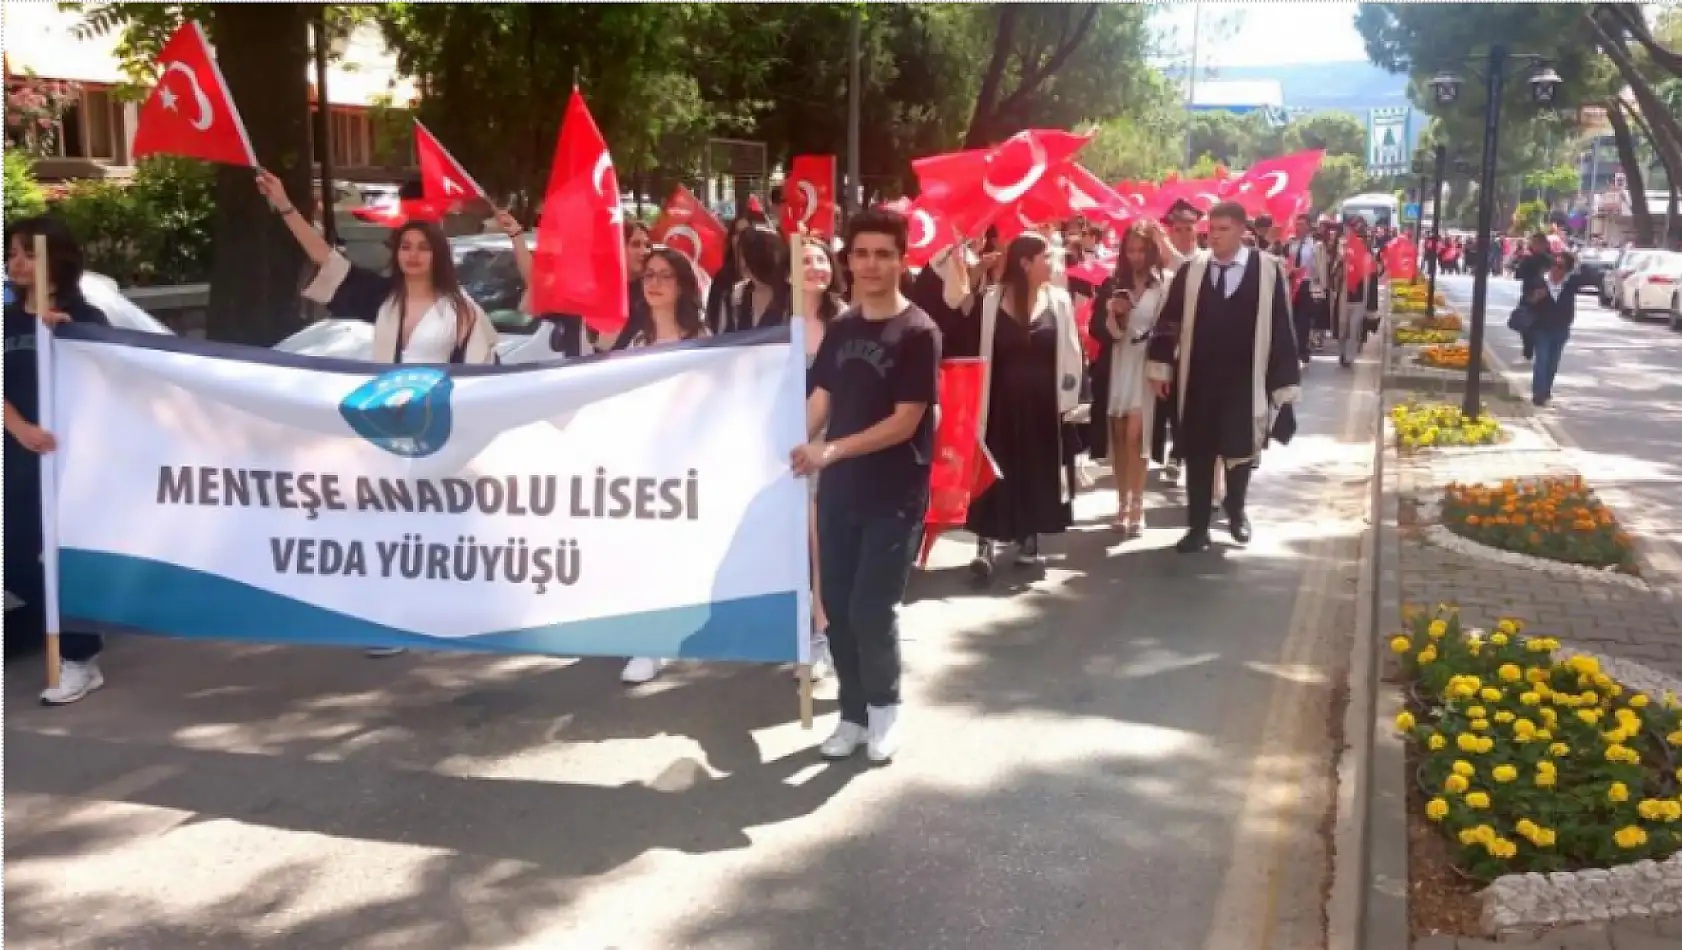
349 201 446 227
913 129 1092 238
651 185 728 277
1224 150 1325 223
920 359 997 566
781 155 837 239
1382 233 1419 281
1145 178 1225 220
1060 164 1135 224
904 195 959 269
1114 179 1157 211
1346 232 1375 291
133 21 256 167
414 120 487 212
529 89 628 333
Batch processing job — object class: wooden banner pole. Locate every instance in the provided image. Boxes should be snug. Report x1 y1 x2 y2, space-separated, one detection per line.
32 234 61 689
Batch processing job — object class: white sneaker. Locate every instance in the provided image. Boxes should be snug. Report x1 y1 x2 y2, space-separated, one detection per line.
866 704 901 763
620 656 664 684
40 658 104 706
818 720 867 759
364 646 406 658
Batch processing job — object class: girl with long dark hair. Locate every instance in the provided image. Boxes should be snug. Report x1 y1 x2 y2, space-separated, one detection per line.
1090 221 1167 536
705 215 756 334
722 226 792 332
258 169 501 658
965 232 1085 580
4 216 112 704
616 247 713 685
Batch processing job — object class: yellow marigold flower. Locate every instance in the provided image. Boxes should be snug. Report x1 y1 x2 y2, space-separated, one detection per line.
1464 791 1491 810
1515 818 1538 836
1492 765 1518 783
1452 761 1475 777
1609 782 1630 803
1481 688 1503 702
1427 620 1448 639
1534 729 1552 742
1476 736 1494 754
1570 655 1601 676
1549 743 1571 757
1487 837 1518 859
1578 709 1603 726
1631 693 1650 708
1494 710 1516 724
1604 728 1631 745
1497 663 1522 683
1615 826 1648 849
1457 734 1481 753
1526 639 1551 654
1418 645 1438 664
1535 770 1556 788
1459 826 1483 846
1582 690 1601 705
1663 802 1682 822
1513 719 1537 737
1665 730 1682 747
1466 706 1487 719
1532 827 1557 847
1519 692 1541 706
1470 718 1490 732
1390 635 1412 654
1395 711 1416 732
1425 798 1450 821
1491 633 1510 647
1444 773 1470 794
1428 733 1446 751
1526 667 1549 683
1497 619 1518 634
1640 799 1667 821
1538 707 1558 726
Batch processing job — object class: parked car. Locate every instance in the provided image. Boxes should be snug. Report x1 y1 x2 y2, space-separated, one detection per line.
1605 248 1659 311
1624 251 1682 320
1574 246 1619 295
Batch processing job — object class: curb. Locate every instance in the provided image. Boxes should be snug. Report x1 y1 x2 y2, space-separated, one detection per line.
1363 295 1412 949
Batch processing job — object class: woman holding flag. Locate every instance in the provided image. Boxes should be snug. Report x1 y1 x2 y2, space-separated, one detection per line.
257 168 503 657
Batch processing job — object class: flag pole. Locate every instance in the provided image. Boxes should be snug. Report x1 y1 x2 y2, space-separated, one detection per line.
32 235 61 690
789 230 814 730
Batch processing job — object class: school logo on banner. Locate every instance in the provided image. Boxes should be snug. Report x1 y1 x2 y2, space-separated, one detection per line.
338 367 455 458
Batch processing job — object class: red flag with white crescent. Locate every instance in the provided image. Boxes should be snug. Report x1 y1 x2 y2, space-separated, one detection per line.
920 359 996 566
413 120 487 210
904 196 959 269
1382 233 1419 282
912 129 1092 238
1223 149 1325 223
651 185 728 277
781 155 837 239
132 21 257 167
529 89 627 332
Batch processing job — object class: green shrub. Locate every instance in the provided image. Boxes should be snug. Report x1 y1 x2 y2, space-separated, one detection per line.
49 156 215 286
4 150 47 224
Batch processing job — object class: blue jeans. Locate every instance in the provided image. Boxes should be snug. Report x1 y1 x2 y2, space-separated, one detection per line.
815 497 924 724
1530 325 1570 403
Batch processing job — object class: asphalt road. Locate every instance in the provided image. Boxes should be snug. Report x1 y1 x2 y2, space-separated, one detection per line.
5 347 1381 950
1439 274 1682 583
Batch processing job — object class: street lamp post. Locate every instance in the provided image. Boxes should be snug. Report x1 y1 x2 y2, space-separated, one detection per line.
1429 47 1563 419
1411 152 1428 245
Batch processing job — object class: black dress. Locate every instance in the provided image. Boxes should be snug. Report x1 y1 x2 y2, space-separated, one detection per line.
966 303 1073 542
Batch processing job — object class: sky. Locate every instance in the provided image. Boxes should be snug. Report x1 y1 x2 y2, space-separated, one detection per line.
1151 2 1371 70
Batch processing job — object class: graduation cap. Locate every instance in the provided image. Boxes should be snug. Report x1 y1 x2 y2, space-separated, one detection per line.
1162 198 1204 223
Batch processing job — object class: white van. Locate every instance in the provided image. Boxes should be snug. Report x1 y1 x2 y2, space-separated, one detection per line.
1339 193 1401 229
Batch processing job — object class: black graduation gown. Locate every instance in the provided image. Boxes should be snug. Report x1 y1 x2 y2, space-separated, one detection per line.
1148 252 1301 462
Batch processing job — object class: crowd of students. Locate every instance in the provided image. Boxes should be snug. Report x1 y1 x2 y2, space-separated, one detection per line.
7 176 1399 764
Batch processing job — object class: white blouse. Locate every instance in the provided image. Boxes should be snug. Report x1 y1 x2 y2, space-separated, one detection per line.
399 304 463 363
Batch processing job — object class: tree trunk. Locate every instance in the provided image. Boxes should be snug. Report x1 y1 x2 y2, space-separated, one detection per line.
207 4 313 347
964 6 1019 148
1606 99 1655 246
1599 3 1682 78
1589 14 1682 182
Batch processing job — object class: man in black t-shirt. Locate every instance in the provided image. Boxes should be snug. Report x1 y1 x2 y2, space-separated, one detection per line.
792 208 940 765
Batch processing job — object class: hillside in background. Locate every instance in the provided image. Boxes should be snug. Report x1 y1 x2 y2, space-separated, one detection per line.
1211 61 1412 114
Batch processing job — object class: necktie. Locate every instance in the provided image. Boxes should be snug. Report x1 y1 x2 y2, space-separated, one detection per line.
1211 262 1235 297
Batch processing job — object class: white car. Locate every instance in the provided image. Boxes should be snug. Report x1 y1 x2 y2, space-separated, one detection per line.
1623 251 1682 320
1610 249 1660 314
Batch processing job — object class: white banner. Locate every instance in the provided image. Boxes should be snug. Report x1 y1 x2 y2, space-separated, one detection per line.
46 325 810 663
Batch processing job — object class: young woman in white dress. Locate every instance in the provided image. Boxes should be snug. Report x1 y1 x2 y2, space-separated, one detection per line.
1104 221 1167 537
256 169 502 657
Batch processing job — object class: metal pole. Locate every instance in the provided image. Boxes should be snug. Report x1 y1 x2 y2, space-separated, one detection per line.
1464 44 1506 419
312 7 336 245
1426 144 1446 322
1413 170 1426 244
846 6 862 218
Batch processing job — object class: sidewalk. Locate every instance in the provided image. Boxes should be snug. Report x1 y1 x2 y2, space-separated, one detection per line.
1372 291 1682 948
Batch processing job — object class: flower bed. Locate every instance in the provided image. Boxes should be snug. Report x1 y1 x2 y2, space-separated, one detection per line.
1392 401 1502 450
1441 477 1637 573
1414 314 1463 332
1395 326 1462 346
1417 344 1470 370
1394 607 1682 882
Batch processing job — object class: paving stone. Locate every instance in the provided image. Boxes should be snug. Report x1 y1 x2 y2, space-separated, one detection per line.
1610 924 1682 948
1656 916 1682 937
